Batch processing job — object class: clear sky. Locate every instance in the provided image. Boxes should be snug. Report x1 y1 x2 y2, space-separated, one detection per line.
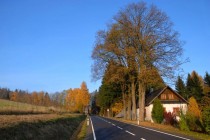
0 0 210 93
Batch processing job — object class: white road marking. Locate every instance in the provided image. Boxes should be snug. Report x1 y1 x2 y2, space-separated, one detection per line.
141 138 146 140
117 126 123 130
125 130 136 136
112 123 116 126
130 124 190 140
90 117 97 140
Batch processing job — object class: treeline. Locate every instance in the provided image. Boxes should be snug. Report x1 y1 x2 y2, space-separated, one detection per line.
175 71 210 133
176 71 210 103
0 88 61 107
0 81 91 111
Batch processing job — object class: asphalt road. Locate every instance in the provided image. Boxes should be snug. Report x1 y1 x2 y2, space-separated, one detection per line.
89 116 194 140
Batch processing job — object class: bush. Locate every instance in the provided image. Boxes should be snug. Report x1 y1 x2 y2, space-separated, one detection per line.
202 107 210 134
179 111 189 131
152 99 164 124
164 111 177 125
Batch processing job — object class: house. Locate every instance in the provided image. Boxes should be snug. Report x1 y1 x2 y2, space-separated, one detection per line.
116 86 188 122
142 86 188 122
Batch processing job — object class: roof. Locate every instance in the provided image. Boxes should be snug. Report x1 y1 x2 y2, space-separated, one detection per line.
145 86 188 106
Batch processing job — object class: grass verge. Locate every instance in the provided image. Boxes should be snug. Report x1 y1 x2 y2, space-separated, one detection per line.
0 114 86 140
77 118 88 140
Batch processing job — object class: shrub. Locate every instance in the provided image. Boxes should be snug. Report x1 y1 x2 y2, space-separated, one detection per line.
202 107 210 134
179 111 189 131
152 99 164 124
164 111 177 125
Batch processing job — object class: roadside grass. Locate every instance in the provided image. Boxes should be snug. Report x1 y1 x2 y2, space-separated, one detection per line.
115 118 210 140
77 118 88 140
0 114 86 140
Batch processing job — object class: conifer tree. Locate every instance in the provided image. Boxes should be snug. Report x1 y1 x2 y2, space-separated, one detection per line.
152 99 164 124
186 71 203 102
186 97 203 131
175 76 187 99
204 72 210 87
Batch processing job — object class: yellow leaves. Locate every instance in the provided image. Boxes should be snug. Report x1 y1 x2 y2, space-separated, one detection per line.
65 82 90 113
10 92 18 101
187 97 201 119
112 101 123 115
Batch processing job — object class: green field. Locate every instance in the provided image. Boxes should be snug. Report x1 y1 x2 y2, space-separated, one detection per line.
0 99 53 114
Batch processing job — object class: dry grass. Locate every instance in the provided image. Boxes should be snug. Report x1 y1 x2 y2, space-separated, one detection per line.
0 113 86 140
0 99 49 114
76 118 88 140
0 99 66 115
0 114 64 128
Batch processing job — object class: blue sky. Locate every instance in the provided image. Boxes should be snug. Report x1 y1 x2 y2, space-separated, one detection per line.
0 0 209 93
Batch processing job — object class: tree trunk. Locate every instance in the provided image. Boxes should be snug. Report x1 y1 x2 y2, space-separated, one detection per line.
131 80 137 120
122 91 127 120
138 82 146 122
127 88 132 120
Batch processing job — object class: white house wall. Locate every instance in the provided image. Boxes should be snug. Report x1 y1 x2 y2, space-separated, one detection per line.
137 103 187 122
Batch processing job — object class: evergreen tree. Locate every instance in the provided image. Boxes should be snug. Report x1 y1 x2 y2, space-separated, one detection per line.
204 72 210 87
152 99 164 124
203 72 210 95
186 71 203 102
175 76 187 99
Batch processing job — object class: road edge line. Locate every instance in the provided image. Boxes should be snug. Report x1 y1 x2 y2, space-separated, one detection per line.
130 123 190 140
90 117 96 140
104 117 190 140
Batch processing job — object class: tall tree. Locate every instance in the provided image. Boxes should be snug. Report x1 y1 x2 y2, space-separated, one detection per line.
203 72 210 95
204 72 210 86
186 71 203 102
175 76 187 99
92 2 184 122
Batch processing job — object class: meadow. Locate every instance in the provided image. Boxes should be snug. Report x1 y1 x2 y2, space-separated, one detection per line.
0 99 86 140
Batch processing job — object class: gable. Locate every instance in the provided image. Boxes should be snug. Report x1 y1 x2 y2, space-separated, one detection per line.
145 86 188 106
158 88 180 101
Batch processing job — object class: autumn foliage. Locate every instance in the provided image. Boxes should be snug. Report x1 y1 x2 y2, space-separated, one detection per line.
186 97 203 132
65 82 90 113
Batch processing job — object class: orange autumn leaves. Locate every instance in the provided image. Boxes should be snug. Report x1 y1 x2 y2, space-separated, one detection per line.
65 82 90 113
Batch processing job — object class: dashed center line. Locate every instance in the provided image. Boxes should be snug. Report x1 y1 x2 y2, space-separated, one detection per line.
125 130 136 136
99 117 136 137
117 126 123 130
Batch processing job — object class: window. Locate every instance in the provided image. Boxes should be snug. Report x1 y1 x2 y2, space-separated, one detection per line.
163 107 166 112
168 94 174 100
173 107 180 115
161 94 166 99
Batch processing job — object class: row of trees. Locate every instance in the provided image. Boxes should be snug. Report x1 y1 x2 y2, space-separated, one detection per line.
0 82 91 112
175 71 210 133
91 2 184 121
175 71 210 102
0 88 51 106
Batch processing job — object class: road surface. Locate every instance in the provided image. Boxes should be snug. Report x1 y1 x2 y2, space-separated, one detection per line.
88 116 194 140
